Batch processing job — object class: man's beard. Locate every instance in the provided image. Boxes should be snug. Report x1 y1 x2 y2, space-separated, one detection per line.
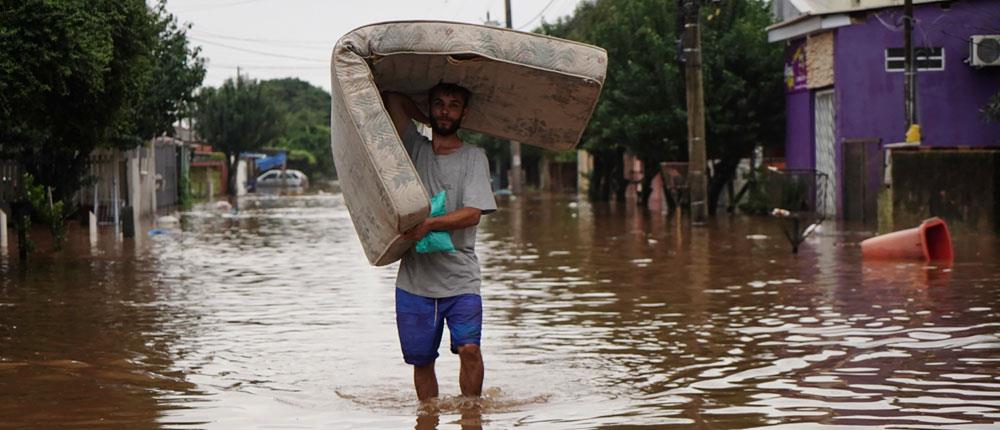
430 115 462 136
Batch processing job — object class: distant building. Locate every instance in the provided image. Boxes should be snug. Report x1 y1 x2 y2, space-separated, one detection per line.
768 0 1000 222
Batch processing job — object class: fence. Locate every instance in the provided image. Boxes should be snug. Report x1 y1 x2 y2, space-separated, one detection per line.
75 150 125 224
763 168 829 217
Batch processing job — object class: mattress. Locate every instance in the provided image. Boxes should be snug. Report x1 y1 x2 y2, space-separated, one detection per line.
330 20 607 266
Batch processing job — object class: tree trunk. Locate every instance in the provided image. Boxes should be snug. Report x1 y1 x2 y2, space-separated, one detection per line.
613 147 627 203
587 154 607 201
638 158 660 208
588 150 614 202
707 156 741 215
11 199 31 262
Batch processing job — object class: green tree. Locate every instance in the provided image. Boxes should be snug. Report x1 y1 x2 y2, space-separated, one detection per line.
700 0 785 214
134 0 206 141
1 0 204 256
260 78 335 180
1 0 154 202
540 1 633 201
538 0 783 211
195 74 284 196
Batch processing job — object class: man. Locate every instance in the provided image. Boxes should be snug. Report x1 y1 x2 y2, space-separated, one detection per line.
382 83 497 402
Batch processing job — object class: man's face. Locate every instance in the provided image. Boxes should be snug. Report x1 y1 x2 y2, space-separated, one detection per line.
429 91 467 136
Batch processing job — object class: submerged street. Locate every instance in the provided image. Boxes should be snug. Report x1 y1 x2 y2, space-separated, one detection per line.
1 192 999 429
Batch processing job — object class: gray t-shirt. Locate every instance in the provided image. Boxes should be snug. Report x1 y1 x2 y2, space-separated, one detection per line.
396 123 498 298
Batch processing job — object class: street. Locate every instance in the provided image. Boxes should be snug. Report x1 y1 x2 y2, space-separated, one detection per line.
1 192 999 429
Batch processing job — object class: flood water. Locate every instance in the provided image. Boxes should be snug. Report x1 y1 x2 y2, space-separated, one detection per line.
1 192 999 429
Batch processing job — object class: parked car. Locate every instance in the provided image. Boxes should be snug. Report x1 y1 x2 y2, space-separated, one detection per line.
255 169 309 188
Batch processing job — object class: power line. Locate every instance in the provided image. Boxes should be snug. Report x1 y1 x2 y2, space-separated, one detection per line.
211 63 328 70
186 0 272 13
190 31 332 48
189 36 327 62
516 0 557 30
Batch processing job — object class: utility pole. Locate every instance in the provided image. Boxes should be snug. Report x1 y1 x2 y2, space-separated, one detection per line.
903 0 918 133
504 0 523 194
683 0 708 224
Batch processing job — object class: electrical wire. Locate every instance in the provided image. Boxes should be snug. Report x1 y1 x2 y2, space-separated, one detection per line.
190 31 332 48
189 36 328 62
210 63 329 70
185 0 273 13
516 0 557 30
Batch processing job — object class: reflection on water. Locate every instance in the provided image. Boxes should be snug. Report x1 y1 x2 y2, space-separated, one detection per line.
1 192 998 429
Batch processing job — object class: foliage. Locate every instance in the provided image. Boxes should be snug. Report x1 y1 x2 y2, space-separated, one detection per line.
134 0 207 140
537 0 784 207
260 78 335 180
2 0 149 203
195 74 284 196
0 0 203 205
22 173 66 251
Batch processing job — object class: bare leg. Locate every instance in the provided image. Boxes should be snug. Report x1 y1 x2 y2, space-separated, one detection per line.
414 361 438 401
458 344 483 397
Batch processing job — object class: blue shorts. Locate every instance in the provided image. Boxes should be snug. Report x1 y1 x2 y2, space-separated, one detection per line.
395 288 482 367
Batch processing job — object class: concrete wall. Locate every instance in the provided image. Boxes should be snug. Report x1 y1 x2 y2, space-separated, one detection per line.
892 149 1000 235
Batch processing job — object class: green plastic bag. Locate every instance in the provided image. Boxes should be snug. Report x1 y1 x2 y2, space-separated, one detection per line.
415 191 456 253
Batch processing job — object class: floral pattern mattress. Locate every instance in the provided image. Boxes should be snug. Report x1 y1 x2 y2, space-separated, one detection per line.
330 20 607 266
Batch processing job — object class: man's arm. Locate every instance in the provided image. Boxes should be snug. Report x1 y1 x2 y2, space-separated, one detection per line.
382 91 429 137
401 207 481 241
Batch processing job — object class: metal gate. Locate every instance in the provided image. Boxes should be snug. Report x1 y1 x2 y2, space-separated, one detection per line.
155 143 178 209
842 138 881 225
814 90 837 217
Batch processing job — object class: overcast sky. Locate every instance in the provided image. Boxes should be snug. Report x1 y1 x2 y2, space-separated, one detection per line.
163 0 587 92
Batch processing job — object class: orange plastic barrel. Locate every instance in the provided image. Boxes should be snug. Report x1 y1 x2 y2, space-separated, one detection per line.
861 217 953 262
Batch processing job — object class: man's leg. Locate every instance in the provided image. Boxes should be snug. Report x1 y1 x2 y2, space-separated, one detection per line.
443 294 483 397
397 288 445 401
414 361 439 401
458 344 483 397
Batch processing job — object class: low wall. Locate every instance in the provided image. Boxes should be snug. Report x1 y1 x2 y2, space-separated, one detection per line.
891 149 1000 235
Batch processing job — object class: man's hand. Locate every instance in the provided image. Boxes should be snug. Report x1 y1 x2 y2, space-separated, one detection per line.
382 91 429 137
402 220 431 241
400 208 481 242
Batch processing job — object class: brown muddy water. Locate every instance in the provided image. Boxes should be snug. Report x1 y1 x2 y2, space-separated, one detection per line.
1 192 999 429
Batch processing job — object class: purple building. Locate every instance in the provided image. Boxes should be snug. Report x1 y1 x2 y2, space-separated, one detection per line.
768 0 1000 221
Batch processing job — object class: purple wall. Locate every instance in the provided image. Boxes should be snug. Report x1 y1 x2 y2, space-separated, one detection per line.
836 0 1000 148
780 0 1000 216
785 90 814 169
784 39 815 170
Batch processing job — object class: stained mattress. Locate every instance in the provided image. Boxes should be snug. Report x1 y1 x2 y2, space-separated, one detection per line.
330 20 607 266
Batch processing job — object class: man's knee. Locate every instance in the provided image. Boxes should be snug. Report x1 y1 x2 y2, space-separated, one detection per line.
457 344 481 361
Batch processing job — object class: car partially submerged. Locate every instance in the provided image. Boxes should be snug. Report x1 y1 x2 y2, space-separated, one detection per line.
255 169 308 188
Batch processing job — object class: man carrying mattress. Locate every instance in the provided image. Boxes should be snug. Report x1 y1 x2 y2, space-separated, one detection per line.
382 83 498 402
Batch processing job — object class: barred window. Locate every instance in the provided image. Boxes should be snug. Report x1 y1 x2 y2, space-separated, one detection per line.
885 47 945 71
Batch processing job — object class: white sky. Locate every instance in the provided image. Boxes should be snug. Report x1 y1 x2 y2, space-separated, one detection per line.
163 0 587 91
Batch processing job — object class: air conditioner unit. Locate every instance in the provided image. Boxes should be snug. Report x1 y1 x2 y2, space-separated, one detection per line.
970 35 1000 67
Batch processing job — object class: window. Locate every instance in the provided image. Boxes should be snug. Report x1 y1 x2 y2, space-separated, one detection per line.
885 47 945 71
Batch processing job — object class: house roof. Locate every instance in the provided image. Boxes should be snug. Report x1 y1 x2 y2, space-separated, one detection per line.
767 0 948 42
